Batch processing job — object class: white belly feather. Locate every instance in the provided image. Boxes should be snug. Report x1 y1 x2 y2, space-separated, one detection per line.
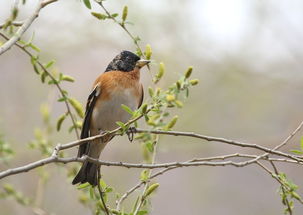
92 88 138 132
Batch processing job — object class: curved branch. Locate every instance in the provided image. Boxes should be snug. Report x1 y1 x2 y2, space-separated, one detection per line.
0 0 58 55
2 153 300 181
133 128 303 162
1 123 302 180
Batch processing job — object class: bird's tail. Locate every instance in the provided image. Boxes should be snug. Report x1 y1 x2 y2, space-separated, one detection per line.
72 161 99 186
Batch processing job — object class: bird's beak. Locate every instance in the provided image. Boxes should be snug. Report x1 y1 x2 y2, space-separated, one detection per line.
136 59 151 68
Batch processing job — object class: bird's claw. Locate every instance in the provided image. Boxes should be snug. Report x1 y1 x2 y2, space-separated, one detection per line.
126 127 136 142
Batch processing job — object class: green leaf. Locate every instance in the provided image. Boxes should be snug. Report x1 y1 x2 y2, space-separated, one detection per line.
77 182 90 189
45 60 55 69
48 79 58 85
121 104 134 115
144 183 159 197
144 44 152 60
148 87 154 97
131 196 140 213
3 184 15 194
153 62 165 84
290 150 303 155
56 114 66 131
57 96 67 102
189 79 199 86
33 64 40 74
185 66 193 79
111 13 119 18
12 7 18 20
116 121 126 130
89 187 95 199
165 115 178 130
83 0 91 9
99 179 107 189
91 12 107 20
174 100 183 108
291 192 302 201
140 169 149 181
300 136 303 151
62 75 75 82
40 72 47 83
145 141 154 153
28 43 40 52
105 187 113 193
140 103 148 114
68 98 84 118
122 5 128 22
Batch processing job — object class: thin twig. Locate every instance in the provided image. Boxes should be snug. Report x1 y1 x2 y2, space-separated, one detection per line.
1 153 301 180
0 0 58 55
97 169 110 215
1 125 303 180
270 161 293 215
96 0 143 57
95 0 153 75
256 161 303 205
133 135 159 215
237 119 303 171
0 32 80 139
0 21 23 29
134 128 303 162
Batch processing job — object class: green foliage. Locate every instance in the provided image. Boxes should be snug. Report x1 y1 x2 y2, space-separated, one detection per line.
143 183 159 198
3 1 299 215
76 179 114 214
83 0 92 9
290 136 303 155
0 184 31 206
121 5 128 26
0 134 14 163
28 104 54 156
275 173 303 214
144 44 152 60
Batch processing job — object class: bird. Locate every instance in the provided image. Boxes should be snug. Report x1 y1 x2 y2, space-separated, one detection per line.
72 50 150 186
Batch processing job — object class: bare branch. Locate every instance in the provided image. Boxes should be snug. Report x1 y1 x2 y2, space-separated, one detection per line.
0 0 58 55
1 123 302 180
0 21 23 29
133 128 303 162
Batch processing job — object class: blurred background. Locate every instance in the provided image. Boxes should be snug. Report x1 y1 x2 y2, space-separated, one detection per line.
1 0 303 214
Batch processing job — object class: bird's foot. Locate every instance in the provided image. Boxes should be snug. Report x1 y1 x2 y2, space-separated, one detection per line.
126 127 136 142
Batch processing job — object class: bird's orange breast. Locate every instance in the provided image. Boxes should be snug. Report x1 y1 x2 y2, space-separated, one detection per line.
93 68 141 101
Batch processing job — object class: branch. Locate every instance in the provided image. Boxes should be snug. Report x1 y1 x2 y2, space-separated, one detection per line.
270 161 293 215
1 123 302 180
133 128 303 162
232 118 303 171
0 21 23 29
95 0 153 73
0 0 58 55
0 112 148 179
0 32 80 139
115 153 301 210
96 0 143 57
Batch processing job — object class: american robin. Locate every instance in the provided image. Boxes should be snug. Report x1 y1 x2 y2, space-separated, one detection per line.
72 50 150 186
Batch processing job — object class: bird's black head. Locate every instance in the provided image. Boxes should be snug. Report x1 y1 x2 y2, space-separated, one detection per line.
105 50 141 72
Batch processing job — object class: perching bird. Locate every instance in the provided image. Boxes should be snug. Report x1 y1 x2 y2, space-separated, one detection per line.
72 50 150 186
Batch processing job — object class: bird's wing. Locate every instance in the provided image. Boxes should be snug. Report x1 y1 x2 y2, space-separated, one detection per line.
138 84 144 108
77 83 101 157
